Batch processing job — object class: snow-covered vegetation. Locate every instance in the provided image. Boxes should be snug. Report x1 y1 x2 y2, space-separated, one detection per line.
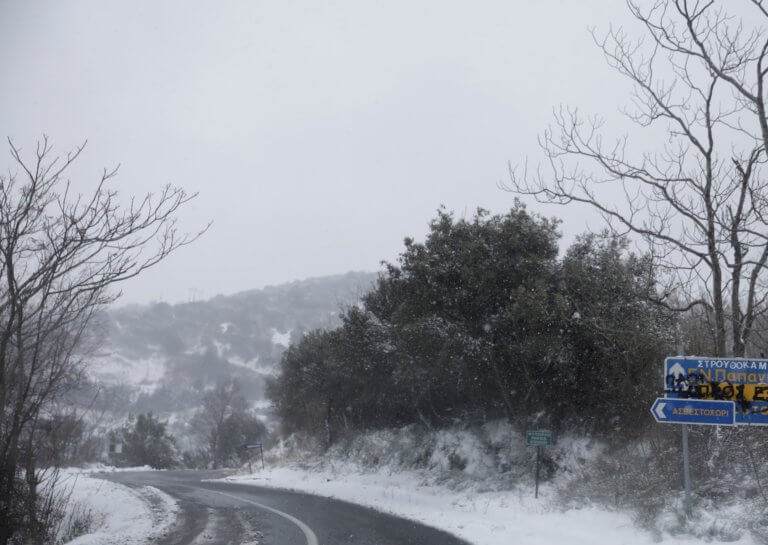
262 207 768 542
224 423 760 545
57 468 177 545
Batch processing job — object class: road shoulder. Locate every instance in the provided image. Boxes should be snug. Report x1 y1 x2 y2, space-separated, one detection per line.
60 469 178 545
215 464 749 545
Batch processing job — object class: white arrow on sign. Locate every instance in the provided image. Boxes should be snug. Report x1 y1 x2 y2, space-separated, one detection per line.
669 363 686 378
654 402 666 420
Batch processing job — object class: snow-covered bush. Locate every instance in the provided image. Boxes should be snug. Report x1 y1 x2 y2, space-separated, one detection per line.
56 500 97 545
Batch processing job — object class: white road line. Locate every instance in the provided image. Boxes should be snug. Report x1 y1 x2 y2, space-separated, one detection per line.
209 489 320 545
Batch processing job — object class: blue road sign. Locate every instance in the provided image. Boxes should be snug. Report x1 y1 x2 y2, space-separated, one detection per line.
663 356 768 425
651 397 735 426
664 356 768 391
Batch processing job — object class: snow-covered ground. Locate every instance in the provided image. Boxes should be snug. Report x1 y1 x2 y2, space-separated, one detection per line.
219 464 757 545
59 468 178 545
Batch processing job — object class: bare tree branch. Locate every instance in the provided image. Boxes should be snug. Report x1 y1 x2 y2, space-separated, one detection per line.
0 138 207 544
505 0 768 357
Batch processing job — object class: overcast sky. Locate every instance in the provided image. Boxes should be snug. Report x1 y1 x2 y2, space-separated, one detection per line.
0 1 636 304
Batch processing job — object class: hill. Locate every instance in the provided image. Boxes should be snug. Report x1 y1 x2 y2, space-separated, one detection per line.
80 271 377 443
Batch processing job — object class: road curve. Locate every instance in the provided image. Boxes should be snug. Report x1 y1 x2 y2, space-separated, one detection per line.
100 470 471 545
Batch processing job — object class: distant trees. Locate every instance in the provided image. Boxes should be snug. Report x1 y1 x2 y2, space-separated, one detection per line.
0 138 203 545
507 0 768 358
121 413 177 469
269 206 673 444
191 379 267 468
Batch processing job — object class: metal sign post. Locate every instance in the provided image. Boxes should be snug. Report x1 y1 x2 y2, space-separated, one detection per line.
682 423 691 516
677 346 692 517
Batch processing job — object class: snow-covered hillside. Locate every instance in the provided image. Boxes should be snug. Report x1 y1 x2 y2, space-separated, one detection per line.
79 272 377 446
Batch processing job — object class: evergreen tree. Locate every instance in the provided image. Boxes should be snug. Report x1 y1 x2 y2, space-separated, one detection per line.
122 413 177 469
554 233 674 434
270 207 674 441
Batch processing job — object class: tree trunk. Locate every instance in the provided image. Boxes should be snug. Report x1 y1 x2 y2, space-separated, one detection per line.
325 397 334 448
711 270 727 357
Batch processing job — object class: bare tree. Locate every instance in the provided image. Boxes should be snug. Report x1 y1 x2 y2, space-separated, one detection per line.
506 0 768 358
0 137 206 544
192 379 253 469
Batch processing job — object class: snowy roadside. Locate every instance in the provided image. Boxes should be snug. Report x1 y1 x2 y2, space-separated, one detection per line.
217 464 757 545
58 468 178 545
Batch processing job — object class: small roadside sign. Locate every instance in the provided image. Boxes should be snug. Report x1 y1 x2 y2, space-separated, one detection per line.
651 397 735 426
526 429 552 499
242 442 265 471
526 429 552 447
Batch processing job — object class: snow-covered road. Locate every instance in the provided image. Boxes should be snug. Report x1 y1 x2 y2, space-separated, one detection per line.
99 470 469 545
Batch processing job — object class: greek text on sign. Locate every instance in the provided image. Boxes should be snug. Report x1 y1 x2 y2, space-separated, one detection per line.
526 430 552 446
664 356 768 425
651 397 736 426
665 356 768 386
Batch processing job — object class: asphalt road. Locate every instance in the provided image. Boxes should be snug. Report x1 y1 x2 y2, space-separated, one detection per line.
101 470 471 545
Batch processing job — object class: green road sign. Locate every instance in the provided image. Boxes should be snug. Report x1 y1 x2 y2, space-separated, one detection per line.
526 429 553 446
